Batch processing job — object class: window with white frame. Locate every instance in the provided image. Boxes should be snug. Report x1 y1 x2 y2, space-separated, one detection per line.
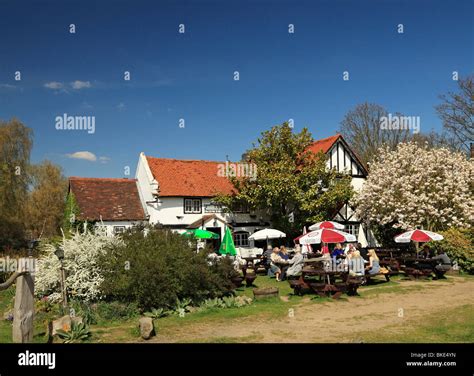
184 198 202 214
113 226 126 234
234 232 249 247
344 224 359 237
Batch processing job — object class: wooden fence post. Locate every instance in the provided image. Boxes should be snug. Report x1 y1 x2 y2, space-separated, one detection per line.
12 258 35 343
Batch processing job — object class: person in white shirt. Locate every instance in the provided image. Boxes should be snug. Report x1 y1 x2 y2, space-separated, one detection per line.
286 245 305 277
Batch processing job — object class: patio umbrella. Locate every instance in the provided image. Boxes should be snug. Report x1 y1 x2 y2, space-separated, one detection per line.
299 226 313 254
298 228 356 245
308 221 344 230
219 227 237 256
183 229 219 239
394 229 444 243
249 228 286 247
357 223 368 247
248 229 286 241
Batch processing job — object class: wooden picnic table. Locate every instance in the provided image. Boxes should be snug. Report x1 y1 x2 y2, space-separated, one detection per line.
301 265 349 299
289 252 373 297
241 256 260 267
304 256 329 263
398 257 440 279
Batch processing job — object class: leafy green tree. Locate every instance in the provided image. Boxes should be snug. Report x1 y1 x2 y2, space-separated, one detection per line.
24 161 68 238
0 118 68 247
217 122 353 240
0 118 33 248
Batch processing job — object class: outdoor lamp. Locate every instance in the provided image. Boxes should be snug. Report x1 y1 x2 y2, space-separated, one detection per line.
27 239 39 257
54 246 65 261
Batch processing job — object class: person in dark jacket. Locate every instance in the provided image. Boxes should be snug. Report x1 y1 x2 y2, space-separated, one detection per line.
261 245 274 275
419 244 435 259
431 250 451 278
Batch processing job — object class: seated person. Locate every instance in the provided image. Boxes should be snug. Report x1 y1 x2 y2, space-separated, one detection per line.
345 243 357 255
365 249 380 275
270 247 288 282
415 245 436 270
261 245 273 270
348 250 365 276
286 246 305 278
279 246 290 261
331 243 345 258
320 242 330 257
419 244 435 259
431 250 451 278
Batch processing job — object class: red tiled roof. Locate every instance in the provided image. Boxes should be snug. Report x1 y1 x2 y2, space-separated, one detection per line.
69 177 146 221
146 157 236 197
307 134 341 154
307 133 367 173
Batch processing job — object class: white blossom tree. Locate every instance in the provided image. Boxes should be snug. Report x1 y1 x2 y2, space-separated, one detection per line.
35 230 122 303
353 142 474 231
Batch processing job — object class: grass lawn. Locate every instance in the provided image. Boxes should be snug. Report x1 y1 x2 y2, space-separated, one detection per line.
351 304 474 343
0 273 472 343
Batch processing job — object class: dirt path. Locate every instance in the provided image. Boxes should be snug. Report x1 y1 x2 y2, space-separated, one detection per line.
149 277 474 343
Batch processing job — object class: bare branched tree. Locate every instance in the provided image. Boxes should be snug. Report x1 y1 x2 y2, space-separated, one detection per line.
411 130 463 151
339 103 411 165
435 75 474 153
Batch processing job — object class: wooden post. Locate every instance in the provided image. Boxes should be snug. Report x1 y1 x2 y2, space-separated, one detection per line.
60 264 67 308
12 258 35 343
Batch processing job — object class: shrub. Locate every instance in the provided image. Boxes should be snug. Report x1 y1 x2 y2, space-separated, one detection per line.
100 227 235 311
429 228 474 274
92 301 140 321
35 231 122 303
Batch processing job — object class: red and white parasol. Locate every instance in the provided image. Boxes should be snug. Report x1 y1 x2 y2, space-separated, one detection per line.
308 221 345 230
296 226 313 253
394 229 444 243
298 228 357 244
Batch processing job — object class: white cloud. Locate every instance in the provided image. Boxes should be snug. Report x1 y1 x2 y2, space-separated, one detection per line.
82 102 94 109
0 83 17 89
98 156 111 164
44 81 64 89
66 151 97 162
71 80 91 90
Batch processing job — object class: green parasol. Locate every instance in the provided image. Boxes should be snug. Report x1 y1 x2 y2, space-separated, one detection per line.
219 227 237 256
183 228 219 239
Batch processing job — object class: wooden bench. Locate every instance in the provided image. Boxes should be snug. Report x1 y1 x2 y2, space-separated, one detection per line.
403 267 433 280
288 268 354 299
364 270 391 284
287 276 310 296
345 276 364 295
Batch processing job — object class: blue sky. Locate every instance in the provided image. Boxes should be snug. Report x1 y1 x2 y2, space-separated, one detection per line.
0 0 472 178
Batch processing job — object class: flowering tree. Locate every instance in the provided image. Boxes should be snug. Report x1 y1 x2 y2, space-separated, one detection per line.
353 142 474 231
35 231 122 303
216 123 353 239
